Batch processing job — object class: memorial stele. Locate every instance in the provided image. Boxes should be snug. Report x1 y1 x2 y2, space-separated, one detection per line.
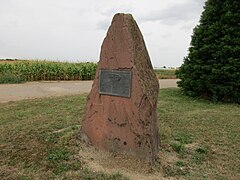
81 13 160 162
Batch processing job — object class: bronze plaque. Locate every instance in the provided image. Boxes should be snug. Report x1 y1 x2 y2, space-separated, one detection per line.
99 69 132 97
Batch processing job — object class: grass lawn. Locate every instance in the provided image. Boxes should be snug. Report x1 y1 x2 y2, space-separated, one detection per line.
158 89 240 179
0 89 239 179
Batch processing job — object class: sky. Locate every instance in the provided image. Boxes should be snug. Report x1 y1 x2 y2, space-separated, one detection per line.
0 0 205 67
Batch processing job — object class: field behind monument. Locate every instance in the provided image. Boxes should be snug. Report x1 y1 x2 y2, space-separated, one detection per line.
0 88 239 179
0 60 176 84
0 60 97 83
154 69 176 79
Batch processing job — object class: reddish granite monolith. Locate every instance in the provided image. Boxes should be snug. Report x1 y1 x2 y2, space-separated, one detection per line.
81 13 160 162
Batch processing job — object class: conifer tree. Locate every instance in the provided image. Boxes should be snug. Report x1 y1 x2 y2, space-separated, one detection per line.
177 0 240 103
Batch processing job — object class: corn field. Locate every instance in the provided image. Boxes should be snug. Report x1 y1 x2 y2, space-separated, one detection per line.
0 60 97 83
154 69 176 79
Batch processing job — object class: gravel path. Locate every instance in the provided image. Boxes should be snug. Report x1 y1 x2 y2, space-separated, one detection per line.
0 79 179 103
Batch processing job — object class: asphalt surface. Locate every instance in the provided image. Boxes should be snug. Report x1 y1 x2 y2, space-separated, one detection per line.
0 79 179 103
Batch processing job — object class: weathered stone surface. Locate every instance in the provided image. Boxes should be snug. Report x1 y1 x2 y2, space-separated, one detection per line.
81 13 160 162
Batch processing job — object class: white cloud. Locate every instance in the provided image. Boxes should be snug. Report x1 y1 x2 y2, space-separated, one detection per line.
140 1 204 25
96 18 110 31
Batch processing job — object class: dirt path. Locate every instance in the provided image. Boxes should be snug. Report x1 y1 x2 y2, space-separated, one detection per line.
0 79 179 103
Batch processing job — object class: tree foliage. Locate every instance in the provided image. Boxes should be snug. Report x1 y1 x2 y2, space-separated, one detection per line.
176 0 240 103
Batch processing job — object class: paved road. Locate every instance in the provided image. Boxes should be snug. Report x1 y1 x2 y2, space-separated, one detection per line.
0 79 179 103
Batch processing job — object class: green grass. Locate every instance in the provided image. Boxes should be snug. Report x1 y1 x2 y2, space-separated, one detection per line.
0 94 127 179
154 69 176 79
158 89 240 179
0 88 239 179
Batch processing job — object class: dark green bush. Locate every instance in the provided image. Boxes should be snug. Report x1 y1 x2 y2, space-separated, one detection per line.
176 0 240 103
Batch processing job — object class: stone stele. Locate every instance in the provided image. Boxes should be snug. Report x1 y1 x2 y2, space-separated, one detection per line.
81 13 160 162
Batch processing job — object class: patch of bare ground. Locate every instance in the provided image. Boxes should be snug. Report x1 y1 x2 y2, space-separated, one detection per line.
77 142 189 180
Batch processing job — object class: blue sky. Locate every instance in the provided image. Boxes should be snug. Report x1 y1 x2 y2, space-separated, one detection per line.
0 0 205 67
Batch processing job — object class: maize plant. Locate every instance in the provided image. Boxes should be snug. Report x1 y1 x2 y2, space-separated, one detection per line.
0 60 97 84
